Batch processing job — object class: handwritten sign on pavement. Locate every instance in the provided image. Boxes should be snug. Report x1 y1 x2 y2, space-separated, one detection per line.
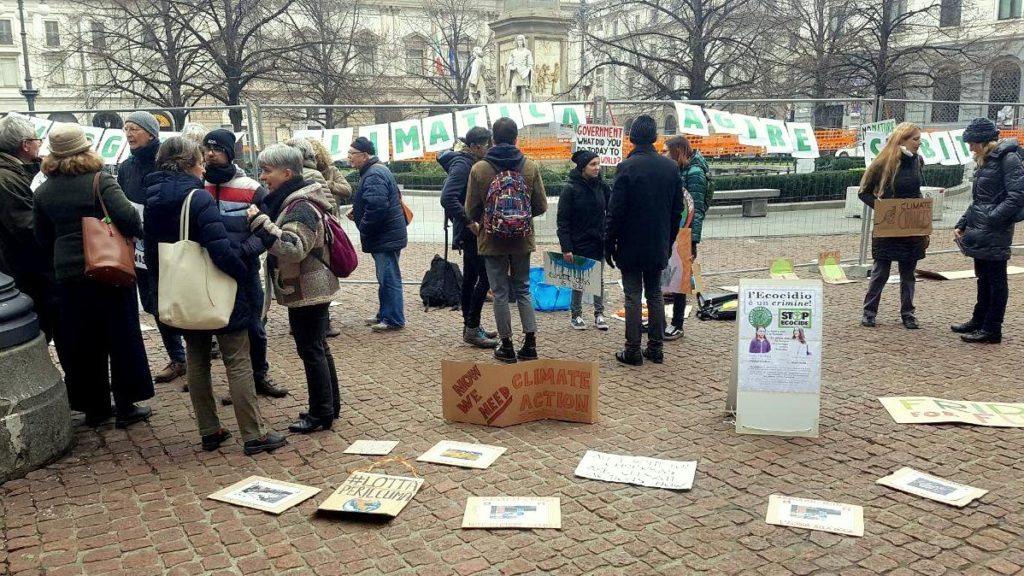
574 450 697 490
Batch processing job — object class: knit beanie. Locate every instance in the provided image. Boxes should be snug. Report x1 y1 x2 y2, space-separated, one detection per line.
629 115 658 146
47 125 92 158
571 149 599 172
351 136 375 155
125 111 161 140
962 117 999 144
204 129 236 162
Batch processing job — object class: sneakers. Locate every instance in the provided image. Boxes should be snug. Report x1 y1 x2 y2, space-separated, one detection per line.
243 432 288 456
570 316 587 330
494 339 517 363
480 326 498 339
201 428 232 451
464 326 498 349
594 315 609 331
256 376 289 398
327 320 341 338
950 321 980 334
115 405 153 429
663 325 683 341
961 330 1002 344
861 316 876 328
902 316 920 330
364 316 380 326
154 361 186 383
615 350 643 366
371 322 402 332
642 347 664 364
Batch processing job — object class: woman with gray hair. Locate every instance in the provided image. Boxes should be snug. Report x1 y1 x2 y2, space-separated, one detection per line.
247 144 340 433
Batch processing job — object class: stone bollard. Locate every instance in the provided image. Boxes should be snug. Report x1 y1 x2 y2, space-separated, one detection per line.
0 272 72 484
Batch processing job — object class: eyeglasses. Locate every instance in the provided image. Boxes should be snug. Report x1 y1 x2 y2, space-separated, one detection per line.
23 138 42 143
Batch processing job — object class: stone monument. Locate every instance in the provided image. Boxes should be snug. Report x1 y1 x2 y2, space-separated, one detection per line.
489 0 571 102
0 272 72 483
468 47 490 105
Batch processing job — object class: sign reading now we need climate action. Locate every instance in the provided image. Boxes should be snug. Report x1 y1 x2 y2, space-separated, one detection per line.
442 360 598 427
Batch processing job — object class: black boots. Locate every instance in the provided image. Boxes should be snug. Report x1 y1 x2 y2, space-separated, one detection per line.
950 321 980 334
517 333 538 361
616 350 643 366
961 330 1002 344
494 338 517 363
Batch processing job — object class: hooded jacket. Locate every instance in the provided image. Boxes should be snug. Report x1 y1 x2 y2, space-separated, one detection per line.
605 144 684 272
956 139 1024 261
465 143 548 256
143 170 253 334
557 168 611 262
682 151 710 243
250 179 340 310
858 152 929 262
438 149 476 249
352 158 408 254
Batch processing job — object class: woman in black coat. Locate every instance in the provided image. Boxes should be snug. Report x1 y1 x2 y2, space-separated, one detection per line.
558 150 611 330
858 122 928 330
952 118 1024 344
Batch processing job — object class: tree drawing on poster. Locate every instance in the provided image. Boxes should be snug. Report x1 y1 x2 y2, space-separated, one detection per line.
543 252 602 297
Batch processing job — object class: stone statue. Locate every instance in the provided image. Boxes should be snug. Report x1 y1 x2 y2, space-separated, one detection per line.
997 105 1015 128
468 47 489 105
506 34 533 103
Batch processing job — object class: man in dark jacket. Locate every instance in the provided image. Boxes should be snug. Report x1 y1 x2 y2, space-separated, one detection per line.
118 110 187 383
203 129 287 398
439 126 497 348
349 136 408 331
953 118 1024 343
0 115 54 339
605 115 684 366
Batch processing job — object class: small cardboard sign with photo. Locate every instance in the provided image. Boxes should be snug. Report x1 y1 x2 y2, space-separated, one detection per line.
208 476 321 515
417 440 507 469
765 495 864 537
876 467 988 507
343 440 399 456
462 497 562 529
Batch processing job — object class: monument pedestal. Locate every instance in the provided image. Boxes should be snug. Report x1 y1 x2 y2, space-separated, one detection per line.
489 0 571 101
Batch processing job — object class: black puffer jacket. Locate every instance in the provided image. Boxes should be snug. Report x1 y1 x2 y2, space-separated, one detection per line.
352 158 408 254
557 168 611 261
956 139 1024 261
438 149 475 249
859 153 929 262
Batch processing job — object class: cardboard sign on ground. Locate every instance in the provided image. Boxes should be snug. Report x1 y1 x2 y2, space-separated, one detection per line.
208 476 321 515
462 497 562 529
417 441 507 469
343 440 399 456
917 266 1024 281
769 258 799 279
818 250 855 285
543 252 602 297
765 495 864 537
872 198 933 238
318 472 423 518
878 397 1024 428
574 450 697 490
441 359 599 427
876 467 988 507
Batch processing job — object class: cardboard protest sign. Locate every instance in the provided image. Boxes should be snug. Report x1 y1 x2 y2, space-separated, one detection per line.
662 228 694 294
417 441 506 469
876 467 988 507
422 114 456 153
520 102 555 127
818 250 854 285
787 122 819 159
208 476 320 515
673 102 710 136
863 131 888 167
322 128 355 161
878 397 1024 428
455 107 489 137
442 359 598 427
573 124 624 166
574 450 697 490
769 257 799 280
486 103 524 129
917 266 1024 281
554 104 586 127
544 252 602 297
872 198 933 238
761 119 794 153
318 471 423 518
462 497 562 529
343 440 399 456
390 119 424 161
765 495 864 537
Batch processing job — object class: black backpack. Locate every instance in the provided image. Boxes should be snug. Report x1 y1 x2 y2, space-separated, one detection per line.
419 223 463 310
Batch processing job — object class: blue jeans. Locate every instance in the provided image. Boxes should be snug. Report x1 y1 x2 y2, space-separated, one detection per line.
372 251 405 327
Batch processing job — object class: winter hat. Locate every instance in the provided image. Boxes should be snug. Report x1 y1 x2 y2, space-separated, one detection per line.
351 136 375 155
125 111 161 139
571 149 599 171
204 129 236 162
629 114 658 146
962 117 999 144
47 124 92 158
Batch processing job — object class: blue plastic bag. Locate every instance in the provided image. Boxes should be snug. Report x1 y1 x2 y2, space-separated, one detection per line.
529 267 571 311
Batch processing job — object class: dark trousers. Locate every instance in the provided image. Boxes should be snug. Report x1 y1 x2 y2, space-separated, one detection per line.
622 268 665 353
863 259 917 320
460 239 490 329
207 273 268 380
56 280 154 418
137 268 185 363
972 259 1008 334
670 242 698 328
288 303 339 420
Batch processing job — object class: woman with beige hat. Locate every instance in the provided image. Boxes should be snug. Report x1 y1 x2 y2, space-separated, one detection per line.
32 124 155 428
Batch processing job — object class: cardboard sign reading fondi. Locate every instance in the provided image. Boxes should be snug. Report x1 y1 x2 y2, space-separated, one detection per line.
879 397 1024 428
573 124 624 166
873 198 934 238
441 360 598 427
318 472 423 518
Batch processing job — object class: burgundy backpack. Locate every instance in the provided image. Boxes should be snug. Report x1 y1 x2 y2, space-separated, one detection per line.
284 200 358 278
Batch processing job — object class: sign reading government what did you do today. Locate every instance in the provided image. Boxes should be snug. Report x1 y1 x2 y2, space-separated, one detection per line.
573 124 624 166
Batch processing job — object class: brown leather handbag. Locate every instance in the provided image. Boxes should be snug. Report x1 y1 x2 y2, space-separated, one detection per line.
81 172 137 287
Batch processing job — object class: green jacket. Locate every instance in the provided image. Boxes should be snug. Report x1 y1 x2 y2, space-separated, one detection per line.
681 151 710 243
33 172 143 284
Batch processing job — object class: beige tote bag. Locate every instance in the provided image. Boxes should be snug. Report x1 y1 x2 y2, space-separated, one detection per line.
158 190 237 330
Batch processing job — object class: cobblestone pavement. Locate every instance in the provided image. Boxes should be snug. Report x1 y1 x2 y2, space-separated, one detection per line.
3 236 1023 576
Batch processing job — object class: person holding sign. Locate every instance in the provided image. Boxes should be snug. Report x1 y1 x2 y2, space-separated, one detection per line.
857 122 927 329
557 149 611 331
952 118 1024 344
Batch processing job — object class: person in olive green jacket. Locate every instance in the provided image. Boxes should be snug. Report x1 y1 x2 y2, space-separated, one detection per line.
464 117 547 363
33 124 154 429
